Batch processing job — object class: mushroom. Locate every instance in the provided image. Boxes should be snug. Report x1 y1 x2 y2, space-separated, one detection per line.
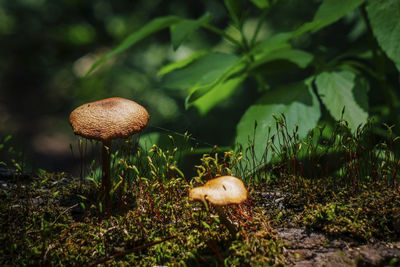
189 175 248 238
69 97 149 215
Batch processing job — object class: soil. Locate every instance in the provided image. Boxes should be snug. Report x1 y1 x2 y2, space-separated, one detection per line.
255 190 400 266
277 227 400 266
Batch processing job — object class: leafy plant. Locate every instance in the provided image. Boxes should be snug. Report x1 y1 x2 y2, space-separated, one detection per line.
88 0 399 169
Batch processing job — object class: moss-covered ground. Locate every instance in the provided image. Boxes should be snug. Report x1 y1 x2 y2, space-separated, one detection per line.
1 120 400 266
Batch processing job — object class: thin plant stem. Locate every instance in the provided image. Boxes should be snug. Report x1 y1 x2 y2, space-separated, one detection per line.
102 139 112 216
250 9 269 47
201 24 244 50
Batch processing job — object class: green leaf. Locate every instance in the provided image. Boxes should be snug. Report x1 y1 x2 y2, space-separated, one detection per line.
294 0 366 37
157 50 210 76
366 0 400 71
185 58 246 107
313 0 366 31
353 76 369 112
251 33 292 54
250 0 270 9
315 70 368 131
87 16 181 74
235 79 321 165
250 48 314 71
162 52 239 90
170 13 211 50
193 73 247 115
250 0 365 47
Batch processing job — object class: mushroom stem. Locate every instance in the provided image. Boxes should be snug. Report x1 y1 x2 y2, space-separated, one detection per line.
101 140 112 215
214 206 238 238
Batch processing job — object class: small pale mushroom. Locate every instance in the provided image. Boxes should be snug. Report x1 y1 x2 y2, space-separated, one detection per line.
69 97 149 215
189 175 248 237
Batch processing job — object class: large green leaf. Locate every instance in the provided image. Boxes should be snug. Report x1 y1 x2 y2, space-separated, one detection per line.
162 52 239 90
251 32 292 55
315 70 368 131
235 79 321 166
87 16 181 74
250 48 314 71
170 13 211 50
192 73 247 115
313 0 366 31
294 0 366 37
366 0 400 71
185 58 246 107
157 50 210 76
251 0 365 55
255 0 365 42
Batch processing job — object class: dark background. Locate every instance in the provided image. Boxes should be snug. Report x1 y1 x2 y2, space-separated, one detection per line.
0 0 397 175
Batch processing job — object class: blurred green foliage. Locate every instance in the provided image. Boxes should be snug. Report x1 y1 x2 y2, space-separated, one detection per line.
90 0 400 170
0 0 222 171
0 0 399 172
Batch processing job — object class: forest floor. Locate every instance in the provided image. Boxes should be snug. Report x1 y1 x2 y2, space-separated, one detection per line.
277 227 400 266
1 167 400 266
251 177 400 267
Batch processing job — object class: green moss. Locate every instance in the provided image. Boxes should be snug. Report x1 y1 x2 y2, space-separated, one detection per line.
0 166 284 266
296 182 400 241
1 120 400 265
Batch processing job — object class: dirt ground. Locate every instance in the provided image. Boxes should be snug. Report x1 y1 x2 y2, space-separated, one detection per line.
277 227 400 266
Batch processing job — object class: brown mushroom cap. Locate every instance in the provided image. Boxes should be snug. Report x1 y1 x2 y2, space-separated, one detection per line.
189 176 247 206
69 97 149 141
